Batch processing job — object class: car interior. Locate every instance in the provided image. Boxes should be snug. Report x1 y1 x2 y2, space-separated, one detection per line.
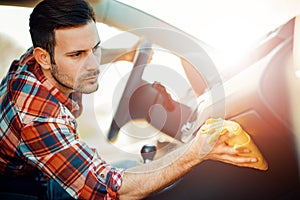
1 0 299 199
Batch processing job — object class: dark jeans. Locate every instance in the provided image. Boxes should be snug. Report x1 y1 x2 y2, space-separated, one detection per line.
0 175 75 200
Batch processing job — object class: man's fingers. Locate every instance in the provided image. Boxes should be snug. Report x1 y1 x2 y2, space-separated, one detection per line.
213 144 252 154
214 154 258 167
235 147 252 154
216 130 233 144
207 140 258 164
212 144 237 155
202 129 259 168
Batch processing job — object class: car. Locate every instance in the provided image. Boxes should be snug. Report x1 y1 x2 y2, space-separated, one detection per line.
1 0 299 199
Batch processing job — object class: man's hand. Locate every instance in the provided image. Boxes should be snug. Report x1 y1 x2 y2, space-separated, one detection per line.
101 39 154 64
116 39 140 62
191 130 258 168
118 39 154 63
205 131 257 167
118 120 260 200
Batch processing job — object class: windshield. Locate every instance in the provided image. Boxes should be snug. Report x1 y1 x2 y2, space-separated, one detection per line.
118 0 299 55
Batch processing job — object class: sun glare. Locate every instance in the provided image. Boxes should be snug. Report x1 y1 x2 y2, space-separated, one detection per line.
120 0 299 66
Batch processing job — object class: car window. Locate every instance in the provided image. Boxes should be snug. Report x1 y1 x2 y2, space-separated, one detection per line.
118 0 299 65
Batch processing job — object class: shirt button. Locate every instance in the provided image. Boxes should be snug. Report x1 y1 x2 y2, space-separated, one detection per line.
100 173 105 179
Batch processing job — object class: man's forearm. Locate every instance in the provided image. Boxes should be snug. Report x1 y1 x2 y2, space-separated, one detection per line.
116 119 260 199
117 140 203 200
101 48 128 64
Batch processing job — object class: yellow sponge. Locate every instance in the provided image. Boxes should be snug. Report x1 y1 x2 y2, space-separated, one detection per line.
199 118 268 171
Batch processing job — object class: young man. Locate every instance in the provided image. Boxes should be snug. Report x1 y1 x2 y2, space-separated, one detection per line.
0 0 257 199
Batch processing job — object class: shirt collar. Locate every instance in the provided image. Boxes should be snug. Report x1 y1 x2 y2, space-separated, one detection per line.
25 47 82 117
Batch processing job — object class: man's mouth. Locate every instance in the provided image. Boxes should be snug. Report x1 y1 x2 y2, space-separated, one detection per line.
85 75 98 82
84 71 100 81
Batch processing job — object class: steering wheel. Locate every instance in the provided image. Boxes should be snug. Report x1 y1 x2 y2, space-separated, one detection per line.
107 39 153 142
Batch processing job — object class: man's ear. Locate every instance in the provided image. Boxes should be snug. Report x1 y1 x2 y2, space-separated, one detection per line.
33 47 52 70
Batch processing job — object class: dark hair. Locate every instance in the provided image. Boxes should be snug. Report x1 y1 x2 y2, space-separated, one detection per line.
29 0 96 63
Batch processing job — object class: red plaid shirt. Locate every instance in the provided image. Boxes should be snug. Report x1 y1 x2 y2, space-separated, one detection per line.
0 48 124 199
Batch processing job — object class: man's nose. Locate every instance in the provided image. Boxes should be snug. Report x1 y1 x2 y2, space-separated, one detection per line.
86 50 101 70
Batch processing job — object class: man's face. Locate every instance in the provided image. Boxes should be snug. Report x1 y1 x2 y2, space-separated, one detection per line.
51 21 101 94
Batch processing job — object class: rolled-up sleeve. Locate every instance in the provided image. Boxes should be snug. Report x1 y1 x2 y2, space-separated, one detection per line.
20 120 124 199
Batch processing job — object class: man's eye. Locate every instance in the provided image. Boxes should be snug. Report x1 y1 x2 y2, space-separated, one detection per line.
71 52 81 57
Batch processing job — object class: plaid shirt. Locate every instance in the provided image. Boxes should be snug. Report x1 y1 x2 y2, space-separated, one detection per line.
0 48 124 199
